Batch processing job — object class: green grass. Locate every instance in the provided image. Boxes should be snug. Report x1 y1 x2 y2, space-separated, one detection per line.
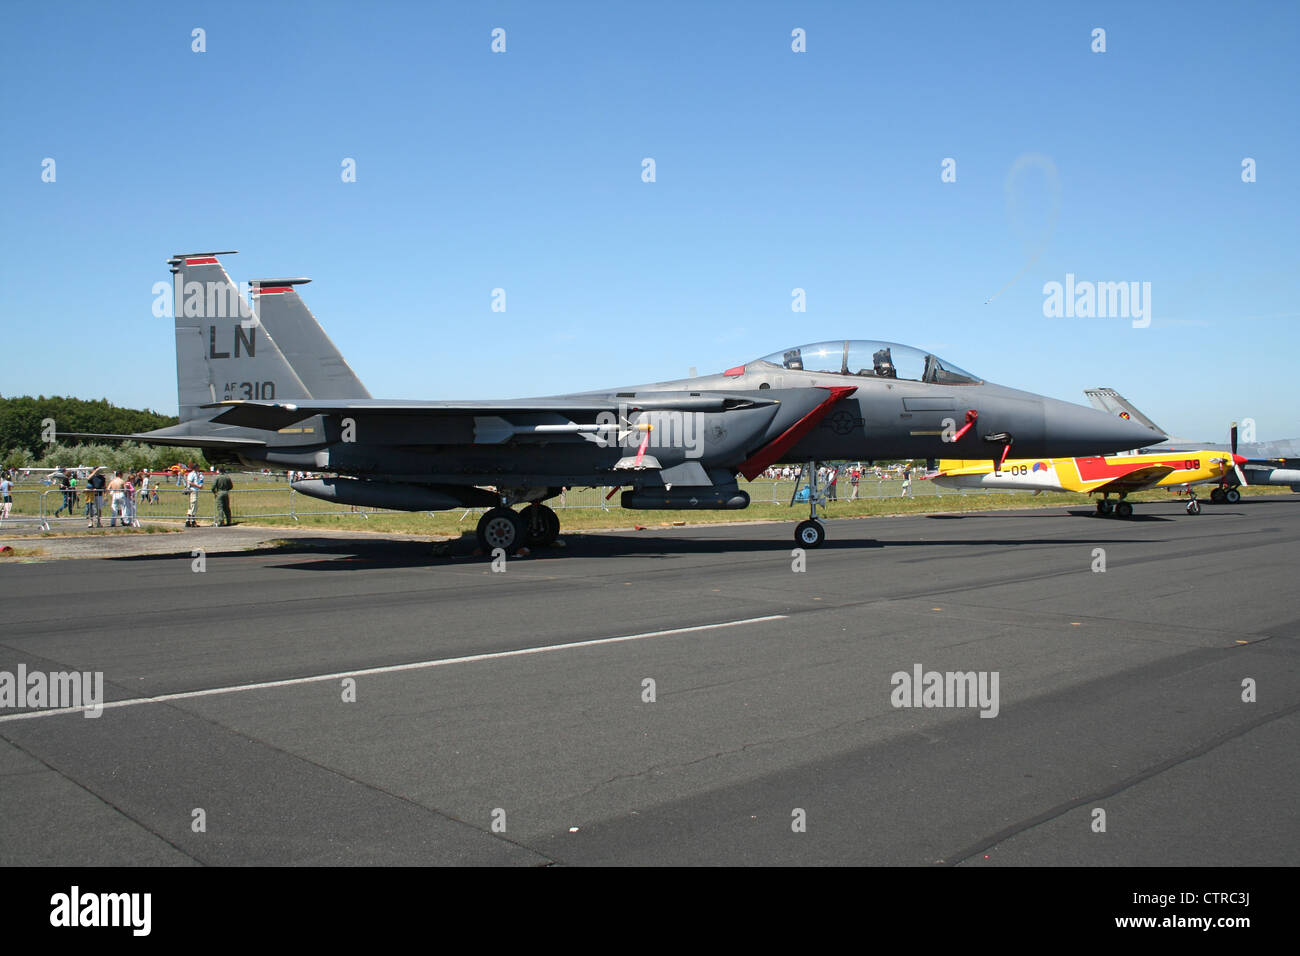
8 475 1291 539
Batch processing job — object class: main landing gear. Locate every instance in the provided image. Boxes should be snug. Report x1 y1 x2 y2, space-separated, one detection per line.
793 460 827 547
1209 486 1241 505
476 507 526 553
520 502 560 546
1095 495 1133 519
474 502 562 553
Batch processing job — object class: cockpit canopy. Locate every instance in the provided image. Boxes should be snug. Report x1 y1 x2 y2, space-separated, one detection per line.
750 340 982 385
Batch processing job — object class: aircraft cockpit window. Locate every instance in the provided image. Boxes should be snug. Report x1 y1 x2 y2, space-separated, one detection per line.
872 348 896 378
749 340 982 385
922 354 980 385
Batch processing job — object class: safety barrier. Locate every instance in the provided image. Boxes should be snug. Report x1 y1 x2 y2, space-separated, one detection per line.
2 471 965 530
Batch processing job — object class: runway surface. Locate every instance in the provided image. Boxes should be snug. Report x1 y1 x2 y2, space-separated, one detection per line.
2 497 1297 866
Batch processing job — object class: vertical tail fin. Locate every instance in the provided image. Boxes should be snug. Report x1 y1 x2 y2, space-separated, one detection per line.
169 252 310 422
251 278 371 399
1082 388 1167 437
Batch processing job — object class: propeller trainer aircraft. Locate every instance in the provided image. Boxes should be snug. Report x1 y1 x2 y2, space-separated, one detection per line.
928 446 1249 517
1085 388 1300 500
63 253 1164 551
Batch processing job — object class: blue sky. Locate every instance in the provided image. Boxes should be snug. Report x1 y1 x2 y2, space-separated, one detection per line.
2 1 1297 441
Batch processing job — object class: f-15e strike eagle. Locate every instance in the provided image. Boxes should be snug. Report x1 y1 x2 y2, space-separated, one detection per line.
64 253 1163 551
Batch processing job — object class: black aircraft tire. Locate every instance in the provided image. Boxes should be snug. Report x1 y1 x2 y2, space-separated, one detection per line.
1225 488 1241 504
521 503 561 547
1187 499 1201 515
795 519 826 548
1210 487 1227 503
1115 501 1133 519
477 507 526 554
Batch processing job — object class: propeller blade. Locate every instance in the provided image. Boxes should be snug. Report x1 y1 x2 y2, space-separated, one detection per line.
1230 422 1239 457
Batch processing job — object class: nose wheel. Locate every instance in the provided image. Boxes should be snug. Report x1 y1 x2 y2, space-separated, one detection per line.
795 519 825 548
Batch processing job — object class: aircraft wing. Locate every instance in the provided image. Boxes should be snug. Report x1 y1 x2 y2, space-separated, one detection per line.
56 431 267 449
205 395 778 430
1089 464 1176 495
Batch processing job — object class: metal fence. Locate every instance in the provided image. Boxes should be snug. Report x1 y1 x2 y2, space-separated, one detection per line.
1 472 968 530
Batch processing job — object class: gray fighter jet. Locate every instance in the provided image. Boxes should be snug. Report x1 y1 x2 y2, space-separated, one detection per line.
68 253 1163 551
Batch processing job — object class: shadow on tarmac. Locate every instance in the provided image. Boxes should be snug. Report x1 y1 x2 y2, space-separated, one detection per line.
106 524 1162 570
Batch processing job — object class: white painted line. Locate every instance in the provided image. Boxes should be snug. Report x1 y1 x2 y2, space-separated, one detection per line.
0 614 788 723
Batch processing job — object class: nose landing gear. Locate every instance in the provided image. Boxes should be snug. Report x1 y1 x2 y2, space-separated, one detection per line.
793 460 827 547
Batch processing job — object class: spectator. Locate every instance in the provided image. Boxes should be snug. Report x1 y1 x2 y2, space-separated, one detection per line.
124 472 137 527
87 467 106 528
107 471 127 526
901 464 913 498
211 468 234 526
52 467 73 517
0 472 12 523
184 463 203 527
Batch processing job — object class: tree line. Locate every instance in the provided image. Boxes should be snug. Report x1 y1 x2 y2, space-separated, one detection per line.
0 396 208 473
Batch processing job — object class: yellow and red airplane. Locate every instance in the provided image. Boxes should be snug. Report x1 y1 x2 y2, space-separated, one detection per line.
927 449 1248 517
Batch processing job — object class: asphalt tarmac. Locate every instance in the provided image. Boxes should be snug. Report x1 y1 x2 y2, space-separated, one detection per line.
2 497 1297 866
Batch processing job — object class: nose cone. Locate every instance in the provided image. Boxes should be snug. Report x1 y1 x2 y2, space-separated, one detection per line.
1041 400 1165 456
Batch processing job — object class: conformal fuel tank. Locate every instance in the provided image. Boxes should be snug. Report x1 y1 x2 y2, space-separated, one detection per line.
621 489 750 510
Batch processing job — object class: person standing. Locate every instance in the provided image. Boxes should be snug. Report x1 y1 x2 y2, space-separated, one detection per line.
124 472 137 527
107 471 126 526
52 468 72 517
212 468 234 526
88 467 106 527
901 464 913 498
184 463 203 527
849 467 861 501
0 472 12 524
